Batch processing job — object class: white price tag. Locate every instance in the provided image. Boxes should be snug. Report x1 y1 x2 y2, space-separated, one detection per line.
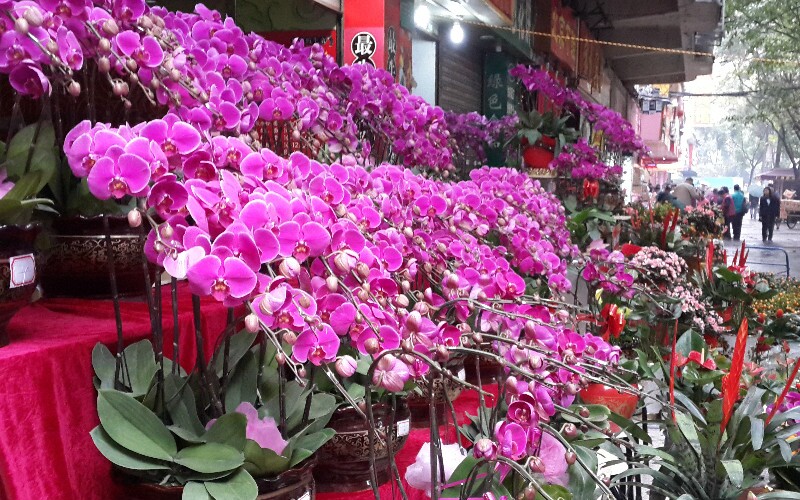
9 254 35 288
397 418 410 437
298 492 311 500
457 368 466 381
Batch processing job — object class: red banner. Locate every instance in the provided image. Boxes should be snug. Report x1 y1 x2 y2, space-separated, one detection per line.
343 0 385 68
550 0 579 72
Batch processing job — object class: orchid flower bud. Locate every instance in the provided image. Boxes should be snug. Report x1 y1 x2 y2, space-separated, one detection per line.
334 355 357 378
529 456 546 473
364 338 380 355
127 209 142 228
565 451 577 465
67 80 81 97
244 314 260 333
97 56 111 73
472 438 497 460
405 311 422 332
325 275 338 292
14 17 29 35
283 332 297 346
279 257 301 278
23 8 43 27
333 252 352 274
102 18 119 36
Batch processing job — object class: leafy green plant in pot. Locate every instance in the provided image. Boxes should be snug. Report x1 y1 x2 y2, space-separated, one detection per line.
0 121 58 346
90 332 336 500
513 110 579 169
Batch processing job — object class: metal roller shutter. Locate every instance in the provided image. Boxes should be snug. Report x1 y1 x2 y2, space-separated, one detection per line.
437 40 484 113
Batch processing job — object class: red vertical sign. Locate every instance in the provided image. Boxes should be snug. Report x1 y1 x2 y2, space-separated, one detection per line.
343 0 385 68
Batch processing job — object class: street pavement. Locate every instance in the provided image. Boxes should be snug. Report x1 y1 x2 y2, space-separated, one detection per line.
723 215 800 276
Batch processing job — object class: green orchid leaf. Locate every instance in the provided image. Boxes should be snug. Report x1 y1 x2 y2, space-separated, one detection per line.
286 392 337 434
164 373 205 437
564 404 610 423
182 482 212 500
212 331 257 378
224 351 257 412
92 343 117 390
289 428 335 467
242 441 291 476
534 484 572 499
97 390 177 461
204 469 258 500
169 425 207 444
5 121 56 183
122 340 158 398
174 443 243 474
205 412 247 451
90 426 170 471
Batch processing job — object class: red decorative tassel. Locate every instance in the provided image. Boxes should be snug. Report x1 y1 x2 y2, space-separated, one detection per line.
721 318 749 435
706 240 714 277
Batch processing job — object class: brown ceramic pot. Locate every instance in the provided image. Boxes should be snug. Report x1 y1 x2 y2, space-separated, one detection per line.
0 224 41 347
42 216 153 298
314 400 410 492
115 460 316 499
407 360 465 427
463 343 503 385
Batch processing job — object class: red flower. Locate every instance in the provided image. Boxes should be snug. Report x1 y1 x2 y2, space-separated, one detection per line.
756 336 772 353
582 179 600 199
703 334 720 349
620 243 641 258
721 319 749 434
600 303 626 341
674 350 717 370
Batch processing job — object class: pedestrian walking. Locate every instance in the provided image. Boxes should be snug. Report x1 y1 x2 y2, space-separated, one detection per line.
673 178 700 208
759 186 780 242
731 184 747 241
720 187 736 240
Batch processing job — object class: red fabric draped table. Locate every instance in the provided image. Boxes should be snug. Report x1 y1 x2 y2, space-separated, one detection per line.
0 285 230 500
0 285 497 500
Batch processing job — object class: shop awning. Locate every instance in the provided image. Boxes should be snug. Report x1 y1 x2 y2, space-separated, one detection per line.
755 168 796 180
642 140 679 164
313 0 342 13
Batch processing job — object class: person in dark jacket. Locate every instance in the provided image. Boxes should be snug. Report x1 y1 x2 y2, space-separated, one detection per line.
759 186 780 242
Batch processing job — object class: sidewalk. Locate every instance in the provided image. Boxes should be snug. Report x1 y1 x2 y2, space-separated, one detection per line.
723 215 800 276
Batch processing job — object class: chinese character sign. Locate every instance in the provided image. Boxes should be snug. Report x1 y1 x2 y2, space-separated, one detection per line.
549 0 579 71
351 31 377 66
343 0 385 67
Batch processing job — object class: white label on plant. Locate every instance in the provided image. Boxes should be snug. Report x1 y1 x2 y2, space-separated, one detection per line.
9 254 35 288
458 368 466 381
298 492 311 500
397 418 410 437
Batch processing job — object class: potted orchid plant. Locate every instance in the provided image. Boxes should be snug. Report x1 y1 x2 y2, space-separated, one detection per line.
513 109 579 169
0 120 58 346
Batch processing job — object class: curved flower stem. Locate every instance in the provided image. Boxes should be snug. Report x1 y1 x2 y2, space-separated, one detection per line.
540 423 616 498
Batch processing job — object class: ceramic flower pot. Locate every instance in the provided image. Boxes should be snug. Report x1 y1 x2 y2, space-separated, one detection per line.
314 400 410 492
41 216 153 298
464 343 503 385
0 224 41 347
522 136 556 169
114 460 317 499
579 383 640 432
408 360 465 427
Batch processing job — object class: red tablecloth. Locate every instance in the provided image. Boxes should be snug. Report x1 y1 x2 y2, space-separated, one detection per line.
0 286 230 500
0 285 497 500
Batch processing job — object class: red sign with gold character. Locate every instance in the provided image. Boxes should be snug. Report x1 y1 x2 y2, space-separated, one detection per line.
549 0 579 72
487 0 514 21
